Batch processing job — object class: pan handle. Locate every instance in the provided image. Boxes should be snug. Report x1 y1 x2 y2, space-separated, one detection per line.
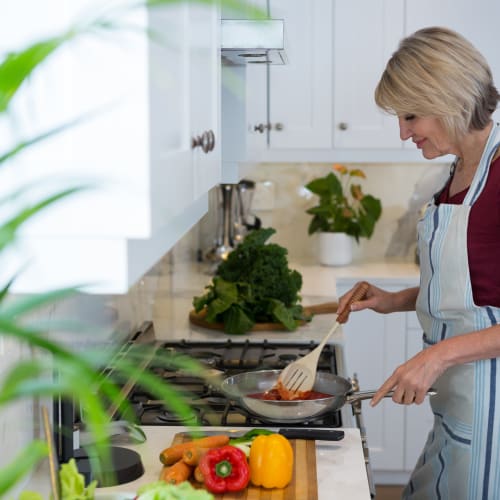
346 388 437 404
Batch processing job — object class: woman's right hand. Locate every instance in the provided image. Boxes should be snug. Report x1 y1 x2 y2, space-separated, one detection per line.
336 281 396 322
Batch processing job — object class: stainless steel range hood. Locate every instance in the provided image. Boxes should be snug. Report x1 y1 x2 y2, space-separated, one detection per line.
221 19 286 65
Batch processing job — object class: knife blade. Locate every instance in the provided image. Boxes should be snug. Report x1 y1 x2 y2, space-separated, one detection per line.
176 428 344 441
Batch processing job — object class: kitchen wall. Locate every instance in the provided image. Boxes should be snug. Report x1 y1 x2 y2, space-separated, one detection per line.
0 160 450 495
190 161 450 266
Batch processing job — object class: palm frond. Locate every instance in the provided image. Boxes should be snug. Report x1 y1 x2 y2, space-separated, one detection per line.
0 441 49 494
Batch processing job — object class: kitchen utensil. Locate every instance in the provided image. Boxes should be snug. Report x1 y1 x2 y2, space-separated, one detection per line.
278 281 369 394
220 370 437 423
42 405 60 500
171 432 318 500
176 428 344 441
211 183 235 261
189 300 338 331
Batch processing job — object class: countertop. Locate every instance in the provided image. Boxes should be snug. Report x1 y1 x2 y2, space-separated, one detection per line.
142 259 419 345
94 426 371 500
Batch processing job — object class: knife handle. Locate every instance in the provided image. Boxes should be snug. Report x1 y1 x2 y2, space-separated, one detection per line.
278 428 345 441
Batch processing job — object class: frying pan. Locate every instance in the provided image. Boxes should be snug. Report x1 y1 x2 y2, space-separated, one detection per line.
220 370 435 423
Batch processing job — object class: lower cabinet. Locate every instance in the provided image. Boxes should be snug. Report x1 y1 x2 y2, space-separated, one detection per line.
337 279 432 484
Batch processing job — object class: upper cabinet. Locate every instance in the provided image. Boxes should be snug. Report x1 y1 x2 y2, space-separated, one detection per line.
246 0 334 156
332 0 403 150
0 0 221 293
244 0 500 163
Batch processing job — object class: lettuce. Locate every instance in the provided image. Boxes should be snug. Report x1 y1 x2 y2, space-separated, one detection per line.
59 459 97 500
135 481 214 500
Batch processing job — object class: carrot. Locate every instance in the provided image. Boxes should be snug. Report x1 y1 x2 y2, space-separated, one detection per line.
193 465 205 483
160 460 193 485
159 435 230 465
182 446 211 466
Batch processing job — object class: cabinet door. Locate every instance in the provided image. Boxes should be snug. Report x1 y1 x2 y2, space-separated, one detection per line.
190 1 221 200
150 0 220 229
333 0 403 149
246 0 333 151
269 0 333 149
337 281 407 471
405 0 500 124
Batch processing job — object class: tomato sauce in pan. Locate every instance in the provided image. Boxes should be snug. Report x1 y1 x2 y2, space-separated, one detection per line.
248 389 333 401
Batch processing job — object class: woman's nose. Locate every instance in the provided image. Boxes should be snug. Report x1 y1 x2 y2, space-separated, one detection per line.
398 117 412 141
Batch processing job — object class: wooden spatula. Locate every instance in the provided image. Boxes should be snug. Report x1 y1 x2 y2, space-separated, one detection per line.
278 281 369 395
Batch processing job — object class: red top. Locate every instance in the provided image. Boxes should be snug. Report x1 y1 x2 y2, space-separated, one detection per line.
436 157 500 307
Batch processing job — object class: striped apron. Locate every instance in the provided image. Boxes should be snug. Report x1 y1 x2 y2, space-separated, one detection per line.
403 123 500 500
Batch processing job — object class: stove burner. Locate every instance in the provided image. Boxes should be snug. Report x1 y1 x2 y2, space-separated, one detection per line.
157 409 199 425
279 353 299 362
187 351 221 368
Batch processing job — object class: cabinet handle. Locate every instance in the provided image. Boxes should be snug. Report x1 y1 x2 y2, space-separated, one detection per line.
253 123 271 133
207 129 215 152
273 122 284 131
191 130 215 154
338 122 349 131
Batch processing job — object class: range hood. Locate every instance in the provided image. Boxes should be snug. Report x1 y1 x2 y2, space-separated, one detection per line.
221 19 286 65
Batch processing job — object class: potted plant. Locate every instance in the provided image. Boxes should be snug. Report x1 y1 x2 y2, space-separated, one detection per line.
305 164 382 266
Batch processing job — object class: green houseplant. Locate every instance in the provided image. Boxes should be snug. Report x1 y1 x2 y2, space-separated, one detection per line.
305 164 382 265
0 0 264 497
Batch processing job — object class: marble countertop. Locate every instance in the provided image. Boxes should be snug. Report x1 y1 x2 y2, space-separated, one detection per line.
140 259 419 345
94 426 371 500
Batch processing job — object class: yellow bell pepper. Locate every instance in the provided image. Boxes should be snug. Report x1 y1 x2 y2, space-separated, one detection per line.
249 433 294 488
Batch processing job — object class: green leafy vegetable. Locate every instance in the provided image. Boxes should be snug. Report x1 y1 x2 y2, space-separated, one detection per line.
136 480 214 500
59 459 97 500
194 228 308 334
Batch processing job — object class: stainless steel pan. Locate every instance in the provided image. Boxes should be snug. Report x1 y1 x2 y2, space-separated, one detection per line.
220 369 435 423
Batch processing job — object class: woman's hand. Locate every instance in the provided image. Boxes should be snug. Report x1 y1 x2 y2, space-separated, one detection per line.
336 282 419 323
336 281 397 322
370 344 447 406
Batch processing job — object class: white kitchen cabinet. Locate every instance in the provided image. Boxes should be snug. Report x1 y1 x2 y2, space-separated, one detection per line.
0 0 221 293
245 0 334 156
243 0 500 163
337 278 431 484
332 0 403 150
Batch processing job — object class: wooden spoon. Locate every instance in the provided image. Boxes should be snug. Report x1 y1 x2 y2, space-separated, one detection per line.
278 281 369 395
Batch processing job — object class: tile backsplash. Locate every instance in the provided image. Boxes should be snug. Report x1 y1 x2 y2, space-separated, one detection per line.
191 162 450 266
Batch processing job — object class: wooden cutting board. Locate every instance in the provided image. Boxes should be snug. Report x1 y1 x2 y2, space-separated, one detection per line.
189 301 338 332
169 433 318 500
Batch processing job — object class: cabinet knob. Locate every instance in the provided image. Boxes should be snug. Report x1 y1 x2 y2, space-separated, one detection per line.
191 130 215 153
338 122 349 131
253 123 271 133
273 122 284 131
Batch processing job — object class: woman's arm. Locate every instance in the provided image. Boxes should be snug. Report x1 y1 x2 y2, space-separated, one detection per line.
371 324 500 406
337 282 419 320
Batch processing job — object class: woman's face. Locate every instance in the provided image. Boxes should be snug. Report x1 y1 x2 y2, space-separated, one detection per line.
398 115 456 159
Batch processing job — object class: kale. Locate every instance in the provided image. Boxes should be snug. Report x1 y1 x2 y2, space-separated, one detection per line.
193 228 306 334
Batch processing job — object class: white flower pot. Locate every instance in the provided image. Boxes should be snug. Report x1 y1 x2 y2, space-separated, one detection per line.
318 232 353 266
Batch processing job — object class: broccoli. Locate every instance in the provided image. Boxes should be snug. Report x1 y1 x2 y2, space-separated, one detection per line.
193 228 307 334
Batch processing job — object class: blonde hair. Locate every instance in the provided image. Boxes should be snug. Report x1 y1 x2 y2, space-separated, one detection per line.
375 27 499 141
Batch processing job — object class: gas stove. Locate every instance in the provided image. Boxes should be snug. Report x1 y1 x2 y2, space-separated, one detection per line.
125 337 343 428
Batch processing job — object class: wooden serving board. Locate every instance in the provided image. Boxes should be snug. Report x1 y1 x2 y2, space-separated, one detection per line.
169 433 318 500
189 301 338 332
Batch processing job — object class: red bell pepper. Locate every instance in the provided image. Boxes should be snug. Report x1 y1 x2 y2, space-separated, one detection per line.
198 445 250 493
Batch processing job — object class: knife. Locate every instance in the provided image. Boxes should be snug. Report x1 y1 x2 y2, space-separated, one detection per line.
178 428 344 441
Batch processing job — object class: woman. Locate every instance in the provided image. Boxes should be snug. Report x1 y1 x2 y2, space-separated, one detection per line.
337 27 500 499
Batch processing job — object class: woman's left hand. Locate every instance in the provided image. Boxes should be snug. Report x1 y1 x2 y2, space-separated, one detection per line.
370 344 447 406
